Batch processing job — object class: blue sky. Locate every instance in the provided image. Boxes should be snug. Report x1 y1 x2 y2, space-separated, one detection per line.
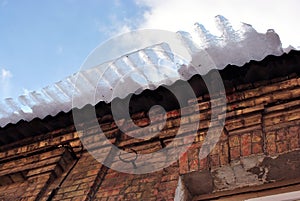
0 0 148 99
0 0 299 101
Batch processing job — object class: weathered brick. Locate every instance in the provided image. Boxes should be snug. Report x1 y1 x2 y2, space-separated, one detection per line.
252 143 263 154
230 147 240 161
229 135 240 147
161 174 178 182
241 144 251 156
179 152 189 175
199 157 208 170
62 190 86 198
61 185 78 193
124 192 142 199
277 141 288 153
288 127 300 150
124 185 139 193
189 159 199 172
241 134 251 156
71 196 86 201
219 154 229 166
187 147 199 161
210 154 220 167
266 132 276 155
252 130 262 143
276 128 286 141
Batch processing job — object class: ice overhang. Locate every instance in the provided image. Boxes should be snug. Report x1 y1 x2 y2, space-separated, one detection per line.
0 15 285 128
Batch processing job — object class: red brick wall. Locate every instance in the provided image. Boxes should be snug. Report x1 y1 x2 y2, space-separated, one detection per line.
0 148 74 201
44 152 103 201
94 162 179 201
0 74 300 200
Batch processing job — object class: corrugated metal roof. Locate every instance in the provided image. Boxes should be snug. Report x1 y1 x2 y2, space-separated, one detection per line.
0 15 284 128
0 50 299 149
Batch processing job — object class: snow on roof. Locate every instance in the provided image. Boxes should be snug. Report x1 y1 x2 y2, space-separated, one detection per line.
0 15 284 127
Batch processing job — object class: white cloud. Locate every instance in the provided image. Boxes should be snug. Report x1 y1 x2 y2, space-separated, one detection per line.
0 68 12 99
135 0 300 48
1 68 12 80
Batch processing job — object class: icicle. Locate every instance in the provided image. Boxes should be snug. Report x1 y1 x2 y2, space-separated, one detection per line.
194 22 218 47
177 31 199 53
215 15 239 41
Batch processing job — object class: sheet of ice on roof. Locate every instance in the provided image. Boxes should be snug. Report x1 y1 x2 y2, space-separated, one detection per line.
0 15 284 127
90 42 181 105
178 15 283 78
